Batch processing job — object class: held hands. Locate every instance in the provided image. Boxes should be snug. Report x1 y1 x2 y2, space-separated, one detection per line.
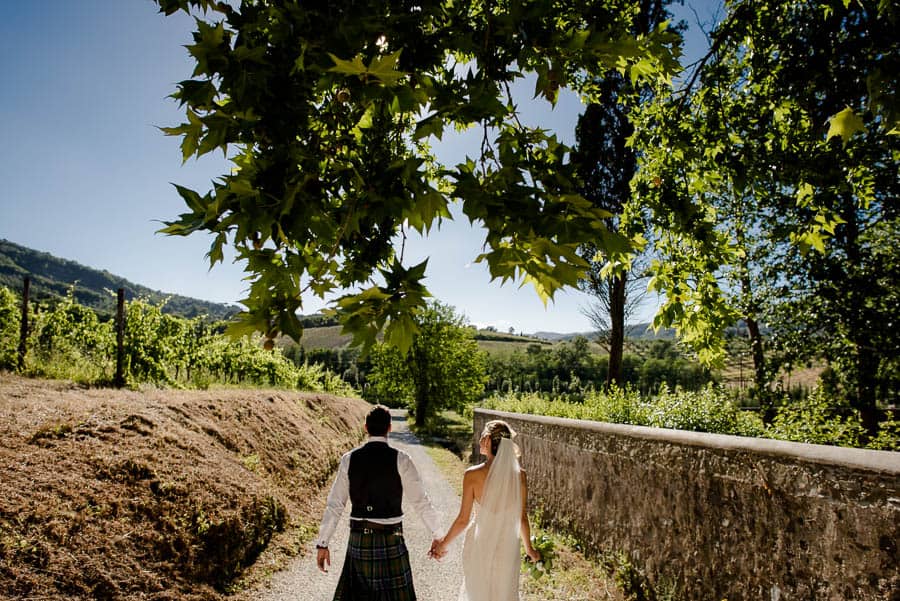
316 547 331 573
428 538 447 560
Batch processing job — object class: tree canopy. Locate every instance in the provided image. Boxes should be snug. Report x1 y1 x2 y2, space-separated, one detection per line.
628 0 899 427
155 0 898 412
367 301 488 426
154 0 680 352
570 0 675 388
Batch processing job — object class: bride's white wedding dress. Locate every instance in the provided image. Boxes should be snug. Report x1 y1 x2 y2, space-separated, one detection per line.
458 438 522 601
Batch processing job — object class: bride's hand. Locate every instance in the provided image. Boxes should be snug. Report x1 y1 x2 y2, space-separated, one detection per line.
525 547 541 563
428 538 446 560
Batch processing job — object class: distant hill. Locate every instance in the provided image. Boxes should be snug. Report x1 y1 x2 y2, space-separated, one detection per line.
532 323 675 342
0 239 239 320
471 329 549 344
531 330 593 341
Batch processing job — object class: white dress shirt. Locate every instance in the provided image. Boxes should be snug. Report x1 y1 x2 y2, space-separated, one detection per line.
315 436 441 548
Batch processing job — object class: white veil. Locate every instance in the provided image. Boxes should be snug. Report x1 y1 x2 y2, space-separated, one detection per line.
459 436 522 601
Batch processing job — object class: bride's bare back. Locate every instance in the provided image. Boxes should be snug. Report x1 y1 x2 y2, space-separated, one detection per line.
432 427 540 565
465 462 491 504
439 437 540 601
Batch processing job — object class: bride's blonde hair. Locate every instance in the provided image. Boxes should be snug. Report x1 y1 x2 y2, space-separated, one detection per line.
482 420 517 456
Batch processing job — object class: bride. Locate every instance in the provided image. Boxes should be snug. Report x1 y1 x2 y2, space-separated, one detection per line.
431 420 541 601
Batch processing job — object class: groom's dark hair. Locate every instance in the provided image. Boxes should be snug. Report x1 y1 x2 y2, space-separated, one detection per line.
366 405 392 436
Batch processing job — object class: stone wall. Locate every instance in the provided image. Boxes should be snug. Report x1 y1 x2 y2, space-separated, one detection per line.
473 409 900 600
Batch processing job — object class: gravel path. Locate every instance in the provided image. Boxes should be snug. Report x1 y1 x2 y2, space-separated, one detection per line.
256 410 465 601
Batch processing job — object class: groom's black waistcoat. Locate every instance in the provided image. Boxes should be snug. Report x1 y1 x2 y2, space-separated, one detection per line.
348 441 403 519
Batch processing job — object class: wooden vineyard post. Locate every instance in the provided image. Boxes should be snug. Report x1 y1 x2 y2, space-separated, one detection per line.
17 276 29 371
115 288 125 387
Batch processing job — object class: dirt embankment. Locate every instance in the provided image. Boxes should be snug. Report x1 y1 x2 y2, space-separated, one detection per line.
0 374 369 600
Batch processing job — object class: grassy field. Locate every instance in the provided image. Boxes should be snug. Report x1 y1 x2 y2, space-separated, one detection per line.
290 325 352 349
716 338 825 392
291 324 563 355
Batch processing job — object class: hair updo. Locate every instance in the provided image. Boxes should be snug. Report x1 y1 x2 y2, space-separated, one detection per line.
482 420 516 455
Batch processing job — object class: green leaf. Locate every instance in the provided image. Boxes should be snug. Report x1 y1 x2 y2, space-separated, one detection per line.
309 278 336 297
566 30 591 51
629 58 657 86
826 107 865 144
328 51 405 86
327 53 368 76
404 190 450 234
173 79 217 108
225 312 268 339
208 232 226 266
598 229 633 256
278 310 304 342
173 184 206 213
368 50 405 86
414 114 445 141
522 273 552 306
795 182 815 208
384 312 417 354
791 230 826 254
406 258 429 282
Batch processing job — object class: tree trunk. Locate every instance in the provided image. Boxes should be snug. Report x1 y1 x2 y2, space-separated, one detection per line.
744 317 766 388
17 277 29 371
854 340 880 438
410 346 430 428
606 273 627 390
745 315 772 417
839 197 879 437
115 288 125 388
734 226 771 416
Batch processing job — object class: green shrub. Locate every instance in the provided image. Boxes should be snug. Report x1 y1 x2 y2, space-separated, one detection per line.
648 385 765 437
0 287 20 370
484 381 896 450
1 286 356 394
583 385 650 425
485 384 762 439
767 386 865 447
28 291 115 383
866 420 900 451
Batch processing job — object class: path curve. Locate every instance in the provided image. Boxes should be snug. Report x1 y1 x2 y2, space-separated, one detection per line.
256 410 465 601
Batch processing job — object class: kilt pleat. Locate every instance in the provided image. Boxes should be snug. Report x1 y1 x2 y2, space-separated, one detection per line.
333 529 416 601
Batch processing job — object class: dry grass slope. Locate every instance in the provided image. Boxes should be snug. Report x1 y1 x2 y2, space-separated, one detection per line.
0 374 369 600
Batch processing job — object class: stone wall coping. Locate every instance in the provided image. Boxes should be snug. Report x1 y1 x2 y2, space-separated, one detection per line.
475 408 900 475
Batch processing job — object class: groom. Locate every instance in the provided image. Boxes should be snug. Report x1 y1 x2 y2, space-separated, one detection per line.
315 405 442 600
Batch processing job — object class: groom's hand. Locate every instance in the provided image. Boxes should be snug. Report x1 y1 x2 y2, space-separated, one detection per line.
317 547 331 572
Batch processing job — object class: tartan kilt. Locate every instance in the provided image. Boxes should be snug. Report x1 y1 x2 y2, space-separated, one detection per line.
333 528 416 601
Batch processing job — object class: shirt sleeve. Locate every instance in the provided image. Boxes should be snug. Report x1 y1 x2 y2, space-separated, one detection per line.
315 451 351 548
398 450 442 538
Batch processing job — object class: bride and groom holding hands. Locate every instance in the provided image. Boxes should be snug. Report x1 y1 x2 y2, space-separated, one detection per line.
315 405 541 600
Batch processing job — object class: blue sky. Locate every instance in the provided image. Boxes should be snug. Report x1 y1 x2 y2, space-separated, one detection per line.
0 0 722 335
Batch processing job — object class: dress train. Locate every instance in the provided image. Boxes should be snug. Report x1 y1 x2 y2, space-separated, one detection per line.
458 438 522 601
